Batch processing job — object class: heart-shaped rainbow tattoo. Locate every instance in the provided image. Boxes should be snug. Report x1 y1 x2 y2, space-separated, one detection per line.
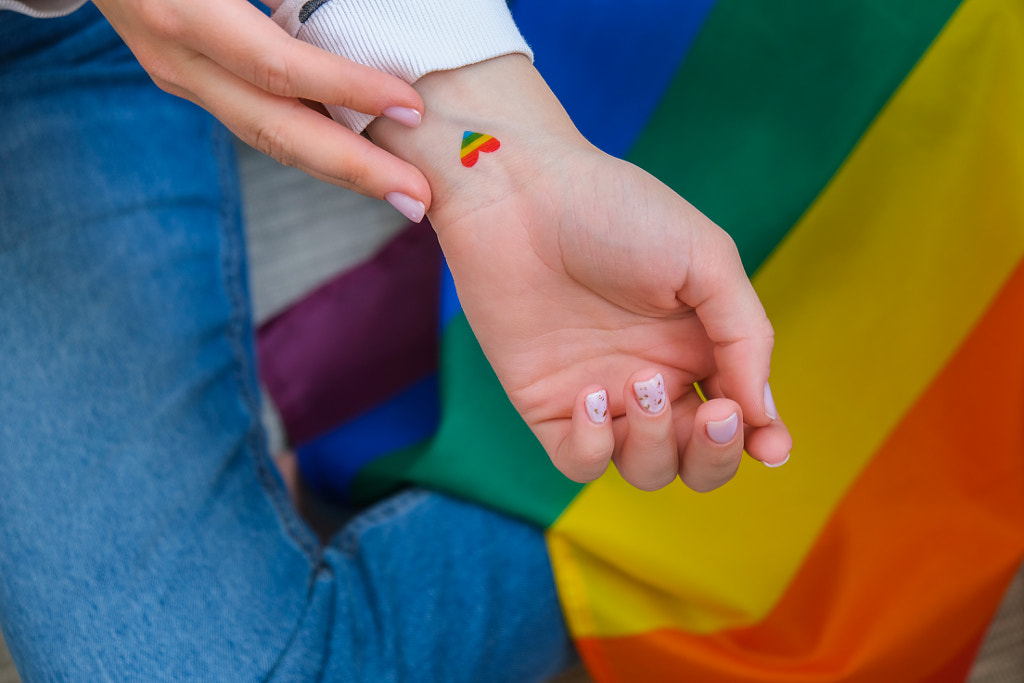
460 131 500 167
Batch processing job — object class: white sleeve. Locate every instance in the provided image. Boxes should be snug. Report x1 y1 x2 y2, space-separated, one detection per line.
272 0 533 132
0 0 86 18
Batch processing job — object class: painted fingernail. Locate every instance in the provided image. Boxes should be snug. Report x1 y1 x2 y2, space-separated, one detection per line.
764 381 778 420
382 106 422 127
706 412 739 444
385 192 425 223
585 389 608 424
764 453 790 468
633 373 666 414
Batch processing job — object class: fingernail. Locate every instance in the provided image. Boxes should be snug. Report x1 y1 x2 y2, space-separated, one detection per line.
585 389 608 424
382 106 422 127
764 381 778 420
385 192 425 223
706 412 738 444
764 453 790 468
634 373 666 414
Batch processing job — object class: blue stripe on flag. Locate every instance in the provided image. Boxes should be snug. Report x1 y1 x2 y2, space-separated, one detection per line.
511 0 718 157
297 374 441 500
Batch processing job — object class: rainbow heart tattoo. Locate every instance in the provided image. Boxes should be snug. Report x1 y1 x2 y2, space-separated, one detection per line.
460 131 500 167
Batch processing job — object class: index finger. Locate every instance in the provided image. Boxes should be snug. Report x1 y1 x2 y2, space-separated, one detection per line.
171 0 424 119
180 52 431 203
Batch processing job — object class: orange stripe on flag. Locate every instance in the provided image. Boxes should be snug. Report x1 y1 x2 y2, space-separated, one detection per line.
577 628 987 683
576 260 1024 682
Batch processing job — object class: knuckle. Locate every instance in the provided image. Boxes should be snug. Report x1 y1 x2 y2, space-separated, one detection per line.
748 316 776 354
686 478 723 494
251 54 294 96
252 121 296 168
138 1 185 38
627 468 677 492
565 463 608 485
147 72 177 96
330 158 369 192
144 60 182 93
684 448 742 491
618 448 677 491
712 224 742 256
138 55 189 99
573 446 611 475
704 447 742 473
558 443 610 483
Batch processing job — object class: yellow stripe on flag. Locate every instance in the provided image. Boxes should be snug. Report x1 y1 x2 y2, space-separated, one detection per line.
549 0 1024 638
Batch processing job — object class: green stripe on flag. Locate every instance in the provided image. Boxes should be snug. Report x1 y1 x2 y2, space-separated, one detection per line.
629 0 962 274
354 314 583 527
353 0 964 527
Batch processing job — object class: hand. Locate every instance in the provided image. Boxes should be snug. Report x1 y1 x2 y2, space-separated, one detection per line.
91 0 431 208
370 56 792 492
440 146 792 491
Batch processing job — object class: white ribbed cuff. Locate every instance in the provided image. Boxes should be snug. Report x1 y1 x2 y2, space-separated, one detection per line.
0 0 85 18
273 0 533 132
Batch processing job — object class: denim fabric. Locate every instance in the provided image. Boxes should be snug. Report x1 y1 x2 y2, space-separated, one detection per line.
0 6 573 681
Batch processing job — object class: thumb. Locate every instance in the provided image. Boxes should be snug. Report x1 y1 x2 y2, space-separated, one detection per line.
679 226 777 427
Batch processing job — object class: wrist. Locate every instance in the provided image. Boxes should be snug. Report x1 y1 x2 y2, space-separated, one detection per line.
367 55 592 229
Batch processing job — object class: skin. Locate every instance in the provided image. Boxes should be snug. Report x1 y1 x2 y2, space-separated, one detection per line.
89 0 432 206
370 55 793 492
87 0 791 493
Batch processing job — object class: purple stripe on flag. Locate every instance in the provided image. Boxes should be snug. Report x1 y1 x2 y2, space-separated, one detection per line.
257 221 443 445
296 373 440 501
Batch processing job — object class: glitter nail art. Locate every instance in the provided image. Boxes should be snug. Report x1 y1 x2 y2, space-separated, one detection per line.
633 373 666 414
585 389 608 424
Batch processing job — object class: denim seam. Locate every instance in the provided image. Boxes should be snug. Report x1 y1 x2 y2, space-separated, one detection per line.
212 123 320 560
333 488 432 557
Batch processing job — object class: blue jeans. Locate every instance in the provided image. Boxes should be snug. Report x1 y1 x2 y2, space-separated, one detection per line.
0 7 573 681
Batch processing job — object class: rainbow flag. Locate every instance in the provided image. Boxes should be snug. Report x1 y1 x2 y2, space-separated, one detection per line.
258 0 1024 680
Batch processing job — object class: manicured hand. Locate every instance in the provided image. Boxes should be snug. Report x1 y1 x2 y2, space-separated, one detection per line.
91 0 430 212
371 56 792 492
439 145 792 491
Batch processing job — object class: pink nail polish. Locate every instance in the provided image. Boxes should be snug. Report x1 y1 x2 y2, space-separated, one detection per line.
633 373 666 414
385 192 425 223
585 390 608 424
382 106 422 127
706 413 738 444
764 381 778 420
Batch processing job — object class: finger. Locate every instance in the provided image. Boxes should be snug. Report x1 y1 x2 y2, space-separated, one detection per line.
680 221 777 427
678 398 745 493
551 386 615 483
698 374 792 467
613 371 678 491
744 413 793 468
171 0 424 120
182 54 431 205
211 0 423 118
699 371 777 425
